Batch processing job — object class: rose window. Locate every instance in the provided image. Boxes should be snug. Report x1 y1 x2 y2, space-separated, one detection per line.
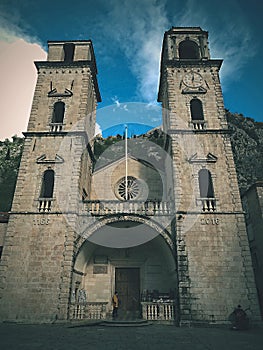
116 176 140 200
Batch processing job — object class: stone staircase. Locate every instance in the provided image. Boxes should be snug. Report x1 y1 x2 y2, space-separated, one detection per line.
101 310 151 327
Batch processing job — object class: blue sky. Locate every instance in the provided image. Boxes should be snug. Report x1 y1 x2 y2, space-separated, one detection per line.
0 0 262 139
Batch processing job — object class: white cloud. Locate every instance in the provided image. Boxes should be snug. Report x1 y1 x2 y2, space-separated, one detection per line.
112 96 121 108
100 0 256 101
111 96 129 112
0 32 47 140
102 0 169 103
174 0 256 88
95 123 102 136
0 0 255 141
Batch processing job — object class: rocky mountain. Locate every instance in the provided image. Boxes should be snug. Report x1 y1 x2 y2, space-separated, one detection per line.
226 110 263 195
0 136 24 211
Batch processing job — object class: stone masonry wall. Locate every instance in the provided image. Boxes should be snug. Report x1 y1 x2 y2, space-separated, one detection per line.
27 67 96 134
0 222 7 246
91 158 163 201
0 39 99 321
0 214 72 321
162 38 261 322
177 213 258 322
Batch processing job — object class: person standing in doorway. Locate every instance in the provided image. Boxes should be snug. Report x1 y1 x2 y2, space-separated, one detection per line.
112 291 119 319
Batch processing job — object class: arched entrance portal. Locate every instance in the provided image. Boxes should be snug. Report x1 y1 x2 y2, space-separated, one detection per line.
70 221 177 322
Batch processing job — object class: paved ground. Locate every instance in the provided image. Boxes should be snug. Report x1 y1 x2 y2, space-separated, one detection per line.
0 322 263 350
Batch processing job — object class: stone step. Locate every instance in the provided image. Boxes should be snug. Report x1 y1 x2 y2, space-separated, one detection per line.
100 319 151 327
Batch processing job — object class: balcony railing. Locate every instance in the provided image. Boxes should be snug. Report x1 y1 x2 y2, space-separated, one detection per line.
83 200 172 216
196 198 216 212
49 123 64 132
38 198 54 212
191 120 206 130
141 302 175 322
70 302 108 320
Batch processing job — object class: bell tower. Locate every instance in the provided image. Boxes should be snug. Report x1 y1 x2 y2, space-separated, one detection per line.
0 40 101 321
158 27 260 324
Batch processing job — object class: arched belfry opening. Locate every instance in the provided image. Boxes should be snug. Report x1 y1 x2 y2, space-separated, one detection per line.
198 169 214 198
179 40 200 59
52 101 65 124
41 169 55 198
190 98 204 120
63 43 75 62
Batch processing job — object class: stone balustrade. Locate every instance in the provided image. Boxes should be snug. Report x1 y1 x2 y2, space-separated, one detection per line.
83 200 172 216
49 123 64 132
191 120 206 130
72 303 85 320
141 302 175 322
38 198 53 212
196 197 216 212
70 302 108 320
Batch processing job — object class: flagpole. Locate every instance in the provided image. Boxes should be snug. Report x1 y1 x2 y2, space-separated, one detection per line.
125 125 128 200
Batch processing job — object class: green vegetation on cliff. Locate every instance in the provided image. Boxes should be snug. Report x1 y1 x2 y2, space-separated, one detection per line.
226 111 263 194
0 137 24 211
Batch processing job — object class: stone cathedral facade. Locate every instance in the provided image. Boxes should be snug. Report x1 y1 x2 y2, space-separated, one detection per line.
0 27 261 325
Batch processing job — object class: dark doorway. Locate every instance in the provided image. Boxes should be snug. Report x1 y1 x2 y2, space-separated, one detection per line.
115 268 140 316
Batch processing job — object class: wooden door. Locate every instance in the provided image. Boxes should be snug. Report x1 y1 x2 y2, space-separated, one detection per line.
115 268 140 312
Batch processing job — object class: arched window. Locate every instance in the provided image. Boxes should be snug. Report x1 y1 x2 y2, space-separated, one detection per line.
179 40 199 59
52 101 65 124
40 169 55 198
190 98 204 120
63 43 75 62
198 169 214 198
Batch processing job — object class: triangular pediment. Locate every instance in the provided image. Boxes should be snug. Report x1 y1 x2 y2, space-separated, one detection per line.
48 88 73 97
94 154 138 174
36 154 64 164
188 152 217 163
93 154 157 174
182 86 207 94
36 154 46 163
206 152 218 162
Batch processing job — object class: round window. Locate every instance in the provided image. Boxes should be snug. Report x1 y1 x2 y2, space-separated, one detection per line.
115 176 141 200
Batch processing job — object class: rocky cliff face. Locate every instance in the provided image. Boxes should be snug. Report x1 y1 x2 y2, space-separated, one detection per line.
226 111 263 195
0 137 23 211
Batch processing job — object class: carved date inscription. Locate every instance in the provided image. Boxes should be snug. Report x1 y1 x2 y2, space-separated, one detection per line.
201 218 219 225
33 218 50 225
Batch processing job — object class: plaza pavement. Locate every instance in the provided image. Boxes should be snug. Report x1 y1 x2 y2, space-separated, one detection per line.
0 321 263 350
